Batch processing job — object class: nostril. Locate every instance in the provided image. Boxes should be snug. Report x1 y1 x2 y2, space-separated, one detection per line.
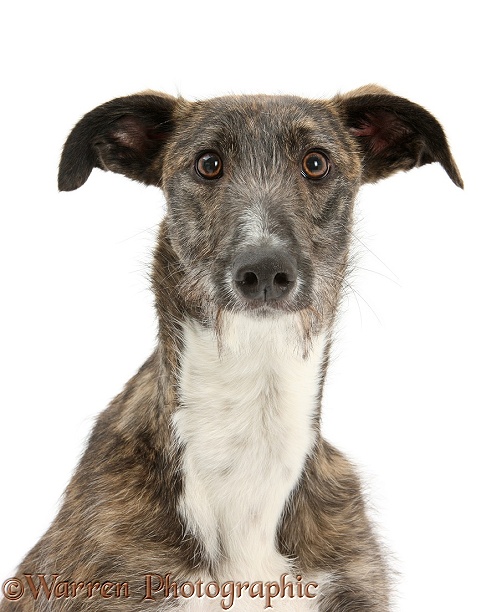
237 271 259 289
274 272 292 291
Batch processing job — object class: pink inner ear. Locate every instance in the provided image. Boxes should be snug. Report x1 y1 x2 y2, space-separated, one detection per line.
349 121 389 155
349 110 408 155
349 121 377 138
110 116 149 153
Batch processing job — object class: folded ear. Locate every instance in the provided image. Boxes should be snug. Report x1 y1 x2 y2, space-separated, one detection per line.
58 93 178 191
333 85 463 188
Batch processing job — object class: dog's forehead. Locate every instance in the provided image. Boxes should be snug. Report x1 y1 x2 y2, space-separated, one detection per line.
178 95 343 148
202 94 329 122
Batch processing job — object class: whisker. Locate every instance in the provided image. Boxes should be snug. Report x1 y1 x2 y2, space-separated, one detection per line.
348 227 399 282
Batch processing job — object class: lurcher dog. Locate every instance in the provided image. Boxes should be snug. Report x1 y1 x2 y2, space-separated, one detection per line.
1 85 462 611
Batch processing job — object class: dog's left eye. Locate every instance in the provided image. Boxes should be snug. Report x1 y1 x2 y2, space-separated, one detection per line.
302 150 330 180
195 151 223 180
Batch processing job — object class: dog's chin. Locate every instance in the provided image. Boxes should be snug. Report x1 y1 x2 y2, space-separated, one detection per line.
238 308 286 321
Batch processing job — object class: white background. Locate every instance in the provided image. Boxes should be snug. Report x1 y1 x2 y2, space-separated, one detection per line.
0 2 500 611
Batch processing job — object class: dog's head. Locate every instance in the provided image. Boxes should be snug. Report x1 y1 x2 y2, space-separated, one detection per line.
59 87 462 330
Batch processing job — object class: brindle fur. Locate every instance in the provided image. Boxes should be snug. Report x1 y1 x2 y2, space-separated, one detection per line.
1 85 462 612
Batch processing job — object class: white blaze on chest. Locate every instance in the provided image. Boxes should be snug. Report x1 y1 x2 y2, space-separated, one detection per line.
173 313 327 582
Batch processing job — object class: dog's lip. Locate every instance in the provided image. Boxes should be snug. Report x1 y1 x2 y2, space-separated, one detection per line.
236 299 296 314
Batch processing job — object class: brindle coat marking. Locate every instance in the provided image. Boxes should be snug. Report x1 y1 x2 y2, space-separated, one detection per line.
1 86 462 612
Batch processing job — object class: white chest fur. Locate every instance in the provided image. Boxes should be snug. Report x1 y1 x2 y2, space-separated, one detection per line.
173 313 327 594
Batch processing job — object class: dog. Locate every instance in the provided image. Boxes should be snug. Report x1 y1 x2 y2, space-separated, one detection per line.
0 85 462 611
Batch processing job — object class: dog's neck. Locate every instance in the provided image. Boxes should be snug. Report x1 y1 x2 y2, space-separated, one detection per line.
171 312 328 579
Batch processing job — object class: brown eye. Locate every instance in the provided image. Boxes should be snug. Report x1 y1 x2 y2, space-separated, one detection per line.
196 151 223 180
301 150 330 180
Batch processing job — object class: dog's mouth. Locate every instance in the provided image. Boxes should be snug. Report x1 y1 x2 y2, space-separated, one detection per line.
233 298 297 317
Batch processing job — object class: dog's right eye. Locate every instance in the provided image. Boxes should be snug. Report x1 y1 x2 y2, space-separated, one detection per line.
195 151 223 180
301 150 330 180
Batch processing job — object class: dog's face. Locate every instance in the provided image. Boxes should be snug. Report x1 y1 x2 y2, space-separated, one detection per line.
58 87 462 329
161 95 360 322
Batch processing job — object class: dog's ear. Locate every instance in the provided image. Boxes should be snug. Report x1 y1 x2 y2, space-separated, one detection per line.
58 93 178 191
333 86 463 188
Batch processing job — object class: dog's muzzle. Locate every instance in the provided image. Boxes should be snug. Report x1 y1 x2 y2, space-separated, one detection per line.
232 247 297 305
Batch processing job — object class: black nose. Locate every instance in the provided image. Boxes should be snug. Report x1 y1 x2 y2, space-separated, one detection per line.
232 248 297 302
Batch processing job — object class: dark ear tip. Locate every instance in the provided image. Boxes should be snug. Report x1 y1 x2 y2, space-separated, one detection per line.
58 177 74 192
58 175 81 192
448 170 464 190
58 178 84 192
455 167 465 189
58 161 92 192
444 160 464 189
